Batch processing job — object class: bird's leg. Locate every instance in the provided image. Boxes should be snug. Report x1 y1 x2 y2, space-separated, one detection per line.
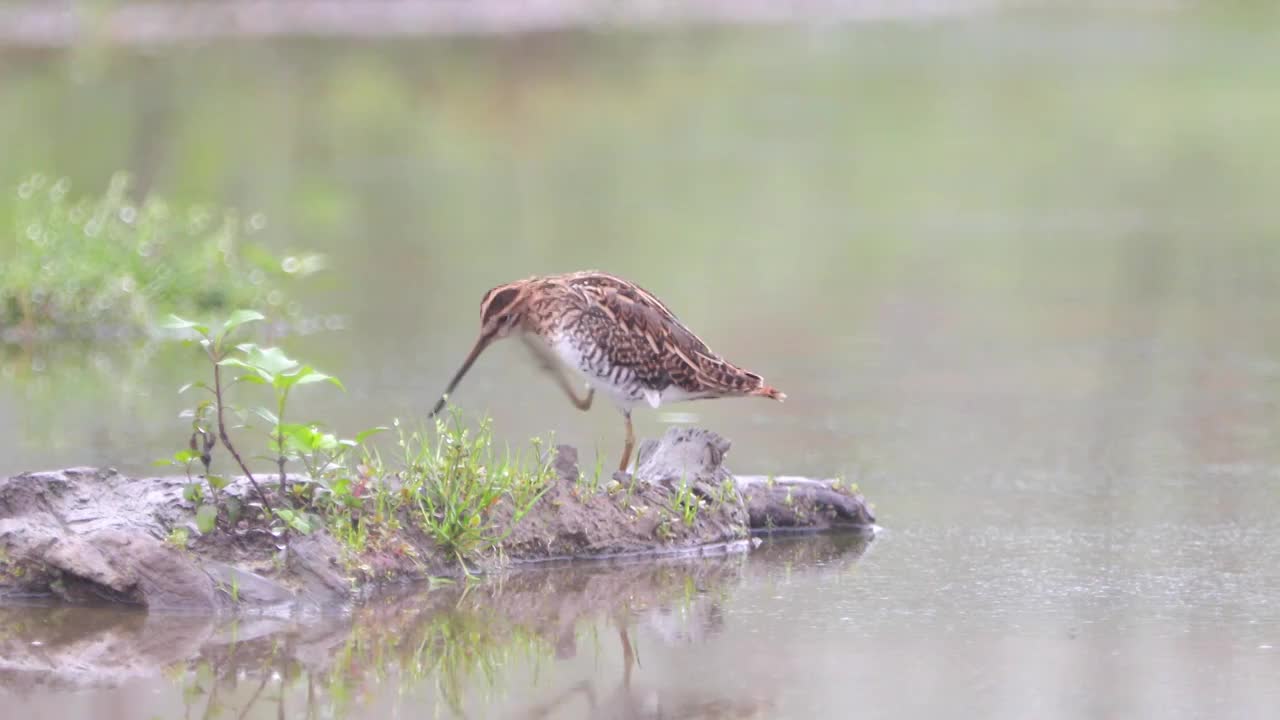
618 411 635 473
523 335 593 411
549 367 594 411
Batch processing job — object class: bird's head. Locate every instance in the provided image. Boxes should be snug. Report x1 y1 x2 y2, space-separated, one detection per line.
429 278 534 416
478 280 531 342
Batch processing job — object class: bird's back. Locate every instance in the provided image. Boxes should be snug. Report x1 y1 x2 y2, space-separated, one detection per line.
528 271 776 403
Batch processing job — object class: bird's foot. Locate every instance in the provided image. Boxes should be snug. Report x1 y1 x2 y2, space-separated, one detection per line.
612 470 634 485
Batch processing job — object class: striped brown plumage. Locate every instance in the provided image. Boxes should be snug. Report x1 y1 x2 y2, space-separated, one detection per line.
430 270 785 472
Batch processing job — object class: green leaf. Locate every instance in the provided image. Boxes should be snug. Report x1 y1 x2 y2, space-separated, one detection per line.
252 407 279 425
277 422 313 437
274 370 304 390
279 423 338 453
292 369 344 390
216 357 254 370
161 315 209 335
206 475 229 490
182 483 203 503
244 346 298 376
195 401 215 421
172 448 198 464
274 364 319 390
355 427 389 444
221 309 265 335
277 421 313 442
195 505 218 534
217 357 274 384
274 508 313 534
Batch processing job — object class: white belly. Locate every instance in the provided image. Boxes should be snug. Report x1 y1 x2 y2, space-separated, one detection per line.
543 334 696 412
533 332 715 413
544 336 626 407
651 384 703 405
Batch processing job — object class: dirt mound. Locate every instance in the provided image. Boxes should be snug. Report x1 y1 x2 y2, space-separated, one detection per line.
0 428 874 611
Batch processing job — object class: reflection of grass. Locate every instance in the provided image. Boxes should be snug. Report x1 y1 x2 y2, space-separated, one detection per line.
312 563 741 716
0 558 755 718
1 172 316 336
324 601 553 718
415 610 548 715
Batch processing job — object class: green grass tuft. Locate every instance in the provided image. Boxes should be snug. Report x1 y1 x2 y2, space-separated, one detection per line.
2 173 318 335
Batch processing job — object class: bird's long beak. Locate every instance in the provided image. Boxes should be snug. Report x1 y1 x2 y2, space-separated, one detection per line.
429 330 497 417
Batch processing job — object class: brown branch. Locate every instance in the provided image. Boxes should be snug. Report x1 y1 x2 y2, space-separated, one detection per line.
276 398 288 498
213 359 276 521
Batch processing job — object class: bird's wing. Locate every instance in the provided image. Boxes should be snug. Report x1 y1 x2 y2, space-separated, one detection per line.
561 270 687 323
570 273 766 397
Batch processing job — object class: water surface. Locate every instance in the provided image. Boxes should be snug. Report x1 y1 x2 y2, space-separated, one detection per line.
2 6 1279 719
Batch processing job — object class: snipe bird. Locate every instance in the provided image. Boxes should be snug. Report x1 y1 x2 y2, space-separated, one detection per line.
429 270 785 472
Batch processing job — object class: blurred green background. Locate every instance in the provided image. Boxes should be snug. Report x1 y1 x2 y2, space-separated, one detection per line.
2 2 1279 718
4 7 1278 480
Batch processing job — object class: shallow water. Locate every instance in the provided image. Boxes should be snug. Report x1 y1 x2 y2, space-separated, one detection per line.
3 5 1280 719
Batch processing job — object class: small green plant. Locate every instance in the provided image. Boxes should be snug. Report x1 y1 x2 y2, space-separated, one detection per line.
673 481 700 527
655 513 676 540
217 342 343 497
830 475 860 496
403 412 555 570
2 173 316 335
163 309 358 536
165 527 190 549
162 309 276 525
161 310 557 571
576 448 606 496
612 471 641 510
716 476 738 506
215 575 242 604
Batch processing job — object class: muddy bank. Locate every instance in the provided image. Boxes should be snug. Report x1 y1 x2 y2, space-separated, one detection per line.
0 428 874 612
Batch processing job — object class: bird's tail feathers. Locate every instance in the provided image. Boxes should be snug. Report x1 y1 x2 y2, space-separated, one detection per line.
752 384 786 402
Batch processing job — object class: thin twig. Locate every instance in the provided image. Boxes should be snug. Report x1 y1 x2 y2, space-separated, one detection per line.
277 395 288 496
214 359 276 520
